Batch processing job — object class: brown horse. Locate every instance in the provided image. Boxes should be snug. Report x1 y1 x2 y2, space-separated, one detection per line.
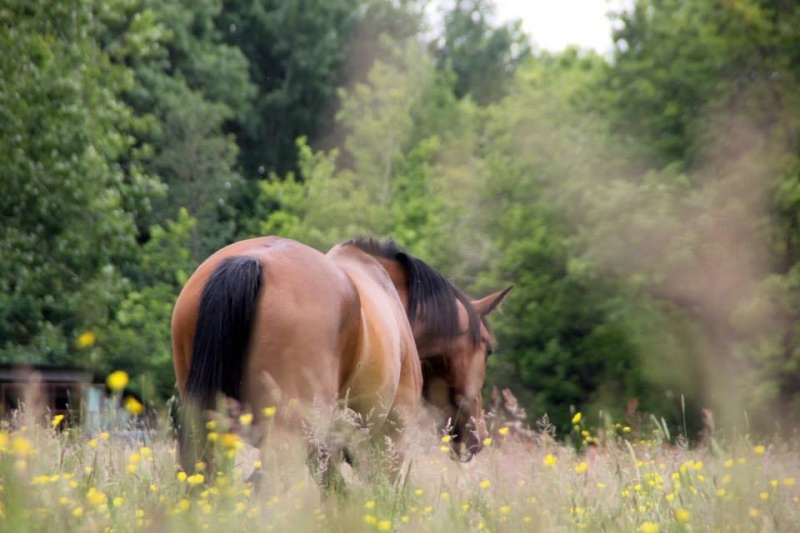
172 237 509 472
340 239 511 460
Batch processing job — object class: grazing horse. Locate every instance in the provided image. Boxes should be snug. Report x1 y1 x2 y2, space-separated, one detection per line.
341 239 511 460
172 237 509 472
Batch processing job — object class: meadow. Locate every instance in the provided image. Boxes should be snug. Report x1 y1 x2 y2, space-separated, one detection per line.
0 379 798 532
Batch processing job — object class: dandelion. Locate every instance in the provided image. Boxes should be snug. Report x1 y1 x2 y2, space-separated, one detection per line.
72 506 84 518
88 439 98 449
498 426 510 436
543 453 558 467
124 396 144 416
480 479 491 490
462 503 471 512
572 412 582 424
639 522 659 533
177 471 188 482
675 508 690 523
188 474 205 487
262 406 277 418
239 413 253 426
753 445 766 455
106 370 129 392
377 520 392 531
575 461 588 474
76 332 96 349
51 414 65 428
127 464 137 474
483 437 493 447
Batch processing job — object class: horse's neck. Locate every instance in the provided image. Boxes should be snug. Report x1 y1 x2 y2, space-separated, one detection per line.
370 256 410 312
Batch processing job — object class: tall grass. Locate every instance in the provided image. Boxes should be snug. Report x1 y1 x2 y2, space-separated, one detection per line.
0 399 798 532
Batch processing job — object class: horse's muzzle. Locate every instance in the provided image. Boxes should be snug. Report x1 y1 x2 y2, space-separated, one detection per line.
449 396 486 462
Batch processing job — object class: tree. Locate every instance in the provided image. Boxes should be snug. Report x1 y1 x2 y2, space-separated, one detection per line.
0 0 162 363
433 0 531 105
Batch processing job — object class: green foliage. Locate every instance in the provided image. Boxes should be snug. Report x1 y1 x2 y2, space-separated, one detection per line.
433 0 531 105
99 210 198 400
0 0 162 363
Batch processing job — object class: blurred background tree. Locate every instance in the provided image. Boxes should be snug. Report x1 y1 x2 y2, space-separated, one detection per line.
2 0 799 436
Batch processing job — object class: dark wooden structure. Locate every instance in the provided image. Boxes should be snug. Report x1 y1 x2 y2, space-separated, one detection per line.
0 364 93 418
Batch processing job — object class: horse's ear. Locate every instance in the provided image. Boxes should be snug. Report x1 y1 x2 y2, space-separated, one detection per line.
472 286 513 317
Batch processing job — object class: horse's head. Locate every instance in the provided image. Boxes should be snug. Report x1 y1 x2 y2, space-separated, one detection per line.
416 288 511 461
343 238 511 461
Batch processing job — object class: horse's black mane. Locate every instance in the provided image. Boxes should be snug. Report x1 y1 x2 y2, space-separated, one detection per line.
347 237 481 347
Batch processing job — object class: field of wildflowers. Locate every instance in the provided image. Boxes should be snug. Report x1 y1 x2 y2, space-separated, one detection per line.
0 375 798 532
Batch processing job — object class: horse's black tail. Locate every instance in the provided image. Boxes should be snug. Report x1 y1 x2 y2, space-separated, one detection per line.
179 255 263 472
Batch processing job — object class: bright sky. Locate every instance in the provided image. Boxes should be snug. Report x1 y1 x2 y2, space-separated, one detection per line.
494 0 622 53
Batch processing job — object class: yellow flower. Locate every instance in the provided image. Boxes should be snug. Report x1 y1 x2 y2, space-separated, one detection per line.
639 522 660 533
127 464 137 474
483 437 493 447
88 439 98 449
11 435 33 456
76 332 96 349
724 458 734 468
239 413 253 426
414 489 424 496
364 500 376 509
177 471 188 482
675 508 690 523
51 414 65 427
499 505 511 514
575 461 588 474
748 508 760 518
262 406 277 418
87 488 107 507
377 520 392 531
220 433 241 451
441 435 451 444
129 452 141 464
572 412 582 424
113 497 124 507
498 426 510 436
188 474 205 487
100 432 110 441
479 479 491 489
125 396 144 416
106 371 129 392
760 492 769 500
753 445 766 455
784 477 796 487
440 492 450 501
72 506 84 518
543 453 558 467
363 515 377 525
